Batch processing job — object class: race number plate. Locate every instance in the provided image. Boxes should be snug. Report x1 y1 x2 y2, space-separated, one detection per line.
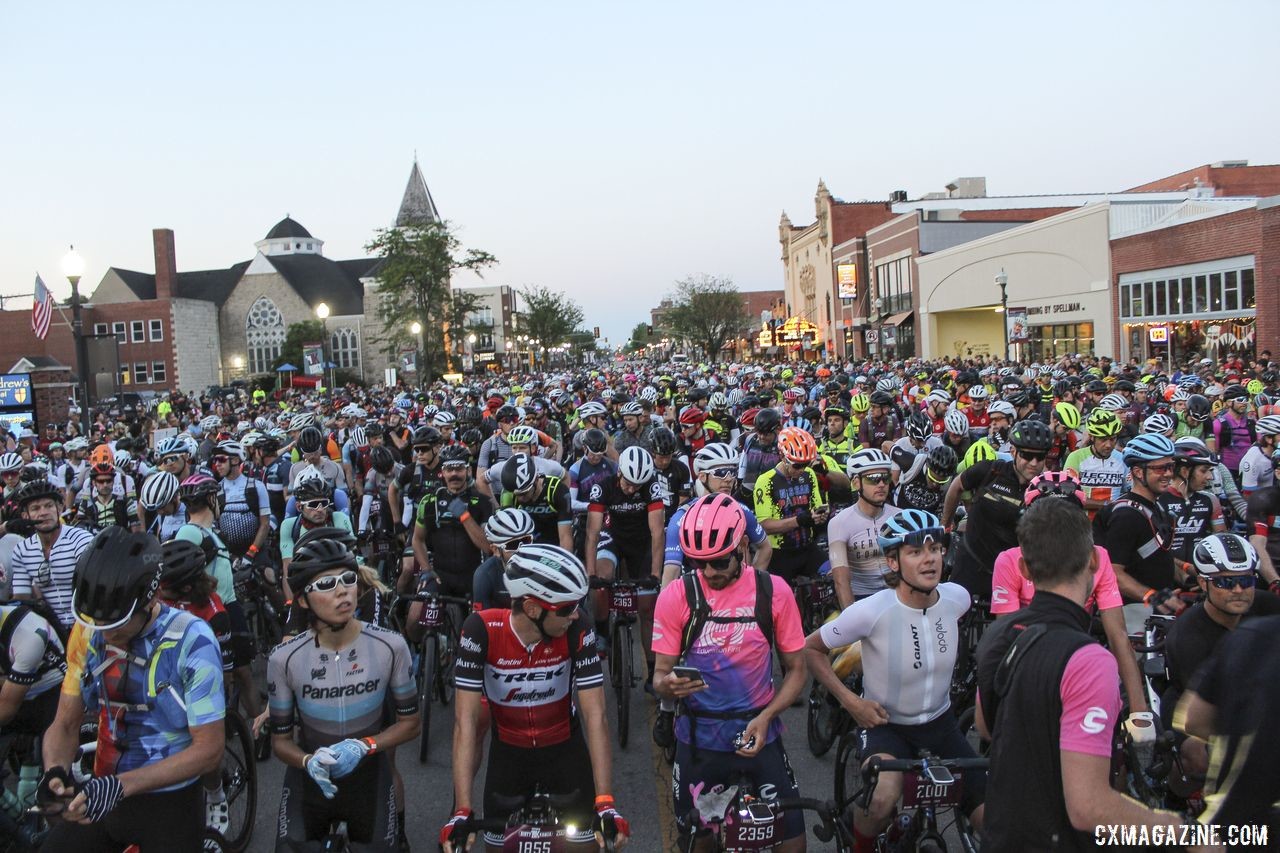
502 824 565 853
611 587 637 614
723 815 779 851
901 771 963 808
421 600 443 629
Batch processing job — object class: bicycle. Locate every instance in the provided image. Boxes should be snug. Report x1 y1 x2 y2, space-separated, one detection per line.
791 574 836 637
854 753 988 853
231 557 282 661
806 669 861 759
947 596 992 719
461 783 621 852
684 771 850 852
363 527 400 588
393 589 470 763
588 576 657 749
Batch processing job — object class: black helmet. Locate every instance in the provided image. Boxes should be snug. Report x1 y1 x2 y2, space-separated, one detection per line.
1085 379 1107 395
460 428 483 446
651 427 678 456
1113 379 1136 393
1223 383 1248 402
160 539 211 590
439 445 471 467
1053 379 1074 399
1005 390 1030 408
1026 386 1043 406
293 477 333 503
15 479 62 508
495 405 519 422
297 426 324 454
801 406 824 425
412 425 442 447
295 525 359 554
73 527 163 630
369 445 396 474
581 428 608 454
905 412 932 441
754 408 782 433
288 536 358 594
1009 419 1053 452
825 381 842 395
1186 394 1212 420
869 390 895 407
364 422 385 438
257 436 280 455
926 444 958 477
501 453 539 493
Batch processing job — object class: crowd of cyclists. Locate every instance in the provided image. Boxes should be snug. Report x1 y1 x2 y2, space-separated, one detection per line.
1 350 1278 851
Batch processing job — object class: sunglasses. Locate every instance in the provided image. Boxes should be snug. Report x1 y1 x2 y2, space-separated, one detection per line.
442 462 468 471
1208 574 1256 590
211 455 230 464
299 499 332 511
787 459 810 469
1143 462 1176 474
305 570 359 594
94 478 115 485
1018 451 1048 462
899 528 948 548
161 455 184 465
861 472 892 485
500 535 534 551
37 558 51 586
1 471 20 477
414 445 438 453
706 467 737 480
696 555 736 572
533 599 577 617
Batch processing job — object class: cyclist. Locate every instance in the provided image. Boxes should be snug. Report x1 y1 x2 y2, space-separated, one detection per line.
942 419 1052 600
1161 439 1226 577
962 384 992 439
484 425 565 502
409 444 491 609
444 544 628 853
893 444 957 517
827 449 900 609
1238 413 1280 496
269 536 419 852
387 425 444 578
356 445 401 545
753 427 829 585
289 426 348 494
499 452 574 550
888 413 936 487
939 409 971 462
40 527 226 851
654 495 807 852
738 407 783 494
1243 447 1280 590
613 400 654 453
817 405 856 468
280 478 354 598
213 439 271 562
72 461 140 533
0 598 66 738
1175 393 1215 449
1063 408 1128 515
650 427 693 523
470 508 536 610
805 509 984 849
257 432 292 526
1212 383 1253 480
1046 401 1081 472
9 480 95 629
856 390 900 453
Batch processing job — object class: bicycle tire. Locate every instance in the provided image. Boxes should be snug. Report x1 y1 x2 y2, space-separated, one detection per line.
806 681 837 757
221 710 257 853
435 625 456 707
418 634 438 763
614 621 631 748
833 730 862 808
203 829 230 853
956 705 989 758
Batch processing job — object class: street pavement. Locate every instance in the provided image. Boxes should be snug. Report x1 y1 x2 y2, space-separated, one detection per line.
248 669 848 852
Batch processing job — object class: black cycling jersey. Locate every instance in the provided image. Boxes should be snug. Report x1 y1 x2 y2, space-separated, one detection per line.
395 462 442 514
957 459 1024 568
587 476 664 544
415 486 492 577
894 476 947 515
500 476 573 545
652 460 692 523
1158 486 1217 564
1095 491 1176 597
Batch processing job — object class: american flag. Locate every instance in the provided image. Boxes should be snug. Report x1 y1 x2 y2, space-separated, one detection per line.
32 274 53 340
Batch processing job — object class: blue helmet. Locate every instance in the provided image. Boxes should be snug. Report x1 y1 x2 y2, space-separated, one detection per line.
1121 433 1176 465
877 509 946 553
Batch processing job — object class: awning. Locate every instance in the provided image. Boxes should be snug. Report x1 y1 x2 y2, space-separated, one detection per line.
882 311 915 327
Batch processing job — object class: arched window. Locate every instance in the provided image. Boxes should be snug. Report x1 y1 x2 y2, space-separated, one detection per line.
246 297 286 374
331 327 360 369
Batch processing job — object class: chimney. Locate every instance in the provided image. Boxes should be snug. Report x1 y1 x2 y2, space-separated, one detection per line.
153 228 177 301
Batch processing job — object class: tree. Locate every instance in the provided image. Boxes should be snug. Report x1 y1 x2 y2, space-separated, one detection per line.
519 286 585 351
365 220 496 382
275 320 326 374
663 274 748 358
625 321 651 353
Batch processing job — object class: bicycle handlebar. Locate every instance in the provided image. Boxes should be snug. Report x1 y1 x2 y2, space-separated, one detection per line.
862 755 990 780
588 576 659 590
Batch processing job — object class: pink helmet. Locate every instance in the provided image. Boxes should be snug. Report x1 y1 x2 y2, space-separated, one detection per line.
1024 471 1085 508
679 494 747 561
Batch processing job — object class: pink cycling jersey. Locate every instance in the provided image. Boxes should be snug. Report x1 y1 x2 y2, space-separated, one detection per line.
990 545 1122 615
1057 644 1121 756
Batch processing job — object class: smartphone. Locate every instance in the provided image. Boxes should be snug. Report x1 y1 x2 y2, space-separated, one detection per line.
671 665 704 683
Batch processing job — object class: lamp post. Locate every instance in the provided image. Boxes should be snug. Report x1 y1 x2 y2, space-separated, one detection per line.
995 269 1010 362
61 247 91 435
505 340 514 372
315 302 331 389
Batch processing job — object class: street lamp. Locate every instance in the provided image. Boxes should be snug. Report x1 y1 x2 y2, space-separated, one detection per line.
505 339 514 372
315 302 331 389
61 246 91 435
995 269 1010 362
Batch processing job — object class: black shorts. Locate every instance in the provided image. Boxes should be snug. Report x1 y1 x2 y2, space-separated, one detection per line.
673 738 803 840
276 751 398 852
768 546 825 585
224 600 254 667
947 543 992 602
605 541 653 582
858 712 987 816
4 687 59 737
41 781 203 853
484 730 596 846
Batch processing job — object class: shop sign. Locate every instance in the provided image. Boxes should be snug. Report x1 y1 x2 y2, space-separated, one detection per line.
837 264 858 299
1007 308 1030 343
0 374 31 407
1148 325 1169 343
865 329 879 344
1025 302 1084 317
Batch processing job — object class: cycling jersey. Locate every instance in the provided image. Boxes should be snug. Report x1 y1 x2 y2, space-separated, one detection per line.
501 476 573 545
963 407 991 439
279 511 354 560
261 456 292 523
567 456 616 514
0 603 66 698
454 608 603 748
991 545 1121 615
1063 446 1128 508
737 434 780 492
174 523 236 605
1159 486 1220 564
857 415 900 450
1213 411 1254 472
415 486 493 576
587 476 663 542
218 473 268 555
1095 492 1176 598
752 466 826 550
394 462 442 519
1245 485 1280 568
826 503 902 598
818 583 969 725
956 460 1024 568
1238 444 1274 494
267 622 416 752
652 458 693 522
662 498 768 571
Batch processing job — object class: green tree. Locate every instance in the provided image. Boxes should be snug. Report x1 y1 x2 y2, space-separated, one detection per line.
519 286 585 351
275 319 326 374
365 220 496 382
663 274 748 358
625 321 651 353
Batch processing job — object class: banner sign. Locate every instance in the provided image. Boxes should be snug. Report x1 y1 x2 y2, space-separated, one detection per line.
1007 307 1030 343
399 348 418 374
1149 325 1169 343
837 264 858 299
302 343 324 376
0 374 32 408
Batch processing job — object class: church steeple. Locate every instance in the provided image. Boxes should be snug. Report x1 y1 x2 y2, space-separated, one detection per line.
396 158 441 226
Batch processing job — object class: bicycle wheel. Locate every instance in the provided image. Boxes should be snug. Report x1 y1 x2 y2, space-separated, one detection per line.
833 730 863 808
614 621 631 748
806 681 837 757
418 634 438 764
221 710 257 853
436 612 458 707
956 705 989 758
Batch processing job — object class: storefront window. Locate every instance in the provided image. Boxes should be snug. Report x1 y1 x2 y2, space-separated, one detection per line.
1242 269 1255 309
1209 273 1222 311
1030 322 1094 361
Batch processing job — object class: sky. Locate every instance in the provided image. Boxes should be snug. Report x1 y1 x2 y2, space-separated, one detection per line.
3 0 1278 347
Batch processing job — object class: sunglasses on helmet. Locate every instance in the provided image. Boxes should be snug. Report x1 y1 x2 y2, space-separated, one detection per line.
304 570 358 594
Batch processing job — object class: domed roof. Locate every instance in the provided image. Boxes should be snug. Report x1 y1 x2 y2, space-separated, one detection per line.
265 216 312 240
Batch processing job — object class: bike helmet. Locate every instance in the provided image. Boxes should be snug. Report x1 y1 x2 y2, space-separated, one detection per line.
1222 383 1248 402
651 427 678 456
15 479 62 508
1142 413 1176 435
1085 409 1123 438
925 389 951 406
618 446 655 485
1085 379 1108 395
179 473 222 504
485 508 536 543
215 440 244 459
619 401 643 417
708 392 728 410
369 445 397 475
850 394 870 415
89 444 114 468
679 494 747 561
753 408 782 433
199 415 223 433
504 544 589 604
1024 471 1085 507
581 428 609 455
432 410 457 428
437 444 469 468
0 452 22 472
72 527 164 631
505 425 539 447
964 441 997 467
577 401 607 420
296 427 324 455
846 448 892 477
347 426 368 448
288 536 359 594
777 427 818 465
1121 433 1176 465
1098 393 1128 413
1192 533 1258 577
501 453 540 493
869 390 895 408
638 386 659 403
159 538 211 590
1256 415 1280 437
877 509 945 554
823 405 848 421
1009 419 1053 452
926 444 958 478
679 406 708 426
967 385 989 402
693 442 739 474
1247 379 1265 397
412 426 443 447
289 413 315 431
1053 402 1081 430
460 428 483 446
1174 436 1216 466
89 462 115 481
139 471 180 510
943 410 969 437
905 412 932 442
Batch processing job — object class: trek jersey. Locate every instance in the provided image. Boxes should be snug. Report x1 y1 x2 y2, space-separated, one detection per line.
652 567 804 750
62 608 225 789
0 603 66 698
454 609 603 748
1063 446 1128 507
587 477 664 541
415 486 492 576
956 459 1025 568
752 467 826 550
663 498 768 570
267 623 417 752
818 584 970 725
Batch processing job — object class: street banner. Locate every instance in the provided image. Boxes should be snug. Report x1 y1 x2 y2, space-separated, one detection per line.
399 348 417 374
1007 307 1030 343
837 264 858 299
302 343 324 376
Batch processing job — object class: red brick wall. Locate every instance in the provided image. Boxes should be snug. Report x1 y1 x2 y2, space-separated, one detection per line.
830 202 897 246
1256 204 1280 355
83 302 176 390
0 309 77 371
1109 208 1264 355
1127 164 1280 198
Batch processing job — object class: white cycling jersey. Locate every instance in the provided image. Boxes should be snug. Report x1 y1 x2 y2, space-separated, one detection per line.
818 583 969 724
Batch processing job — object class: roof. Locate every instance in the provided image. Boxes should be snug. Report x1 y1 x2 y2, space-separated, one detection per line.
9 355 65 371
396 161 441 226
266 254 377 316
265 216 313 240
107 261 250 306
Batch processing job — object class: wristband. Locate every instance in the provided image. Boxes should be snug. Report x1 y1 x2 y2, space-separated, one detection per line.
248 544 259 557
1143 588 1157 605
594 795 615 809
459 511 471 523
361 736 378 755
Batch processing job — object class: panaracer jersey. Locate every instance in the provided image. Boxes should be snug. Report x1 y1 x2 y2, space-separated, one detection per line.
454 608 603 748
62 607 225 790
267 622 416 752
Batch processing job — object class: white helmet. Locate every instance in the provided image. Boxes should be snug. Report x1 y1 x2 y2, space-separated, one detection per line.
693 442 740 474
433 411 457 427
1257 415 1280 436
199 415 222 433
987 400 1016 420
0 452 23 472
846 448 893 477
1192 533 1258 576
504 544 589 604
139 471 180 510
348 426 367 447
1142 413 1175 435
485 508 536 543
944 410 969 436
113 450 134 469
619 401 643 417
925 389 951 405
577 401 607 420
290 413 315 430
708 392 728 409
639 386 659 403
618 446 655 485
64 437 89 452
215 440 245 460
967 385 989 401
1099 393 1128 412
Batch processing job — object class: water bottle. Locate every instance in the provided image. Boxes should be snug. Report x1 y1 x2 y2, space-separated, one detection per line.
884 811 913 847
17 763 40 810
